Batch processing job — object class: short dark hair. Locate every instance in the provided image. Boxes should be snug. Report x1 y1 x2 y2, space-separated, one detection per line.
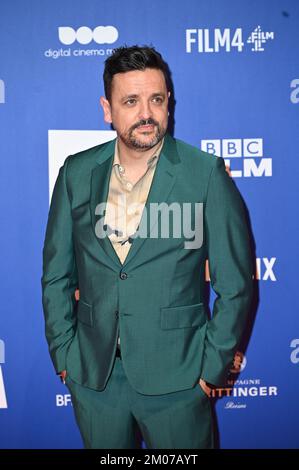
103 45 170 102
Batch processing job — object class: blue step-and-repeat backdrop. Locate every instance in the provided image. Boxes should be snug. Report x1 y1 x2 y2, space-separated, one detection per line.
0 0 298 449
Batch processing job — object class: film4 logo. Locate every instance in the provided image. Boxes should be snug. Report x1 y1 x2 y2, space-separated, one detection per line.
0 340 7 409
186 26 274 53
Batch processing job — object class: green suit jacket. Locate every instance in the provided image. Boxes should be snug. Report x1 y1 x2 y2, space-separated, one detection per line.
41 133 253 395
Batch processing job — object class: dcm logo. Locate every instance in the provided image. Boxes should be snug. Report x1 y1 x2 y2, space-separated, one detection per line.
58 26 118 45
0 339 8 408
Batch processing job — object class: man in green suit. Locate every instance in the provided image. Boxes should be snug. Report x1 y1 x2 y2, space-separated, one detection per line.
41 45 253 449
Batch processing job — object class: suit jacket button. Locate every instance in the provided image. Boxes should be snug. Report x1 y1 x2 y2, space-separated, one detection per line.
115 310 119 318
120 272 128 280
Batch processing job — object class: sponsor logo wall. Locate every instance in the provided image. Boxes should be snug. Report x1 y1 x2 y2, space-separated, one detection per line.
0 0 298 449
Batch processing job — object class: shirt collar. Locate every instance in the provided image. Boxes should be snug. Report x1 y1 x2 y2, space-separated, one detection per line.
113 137 164 169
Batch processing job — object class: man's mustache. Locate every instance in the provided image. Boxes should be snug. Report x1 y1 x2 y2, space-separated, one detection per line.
131 118 159 131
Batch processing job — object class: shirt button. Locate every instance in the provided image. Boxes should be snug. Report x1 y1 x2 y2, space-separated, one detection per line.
126 182 132 190
120 272 128 280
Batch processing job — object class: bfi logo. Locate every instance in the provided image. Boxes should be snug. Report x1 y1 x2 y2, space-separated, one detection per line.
201 138 272 178
56 394 72 407
0 79 5 104
0 339 7 408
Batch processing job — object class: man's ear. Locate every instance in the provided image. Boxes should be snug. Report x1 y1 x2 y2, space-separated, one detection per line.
100 96 112 124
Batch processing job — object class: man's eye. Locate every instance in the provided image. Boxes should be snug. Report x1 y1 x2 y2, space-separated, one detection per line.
153 96 163 103
125 99 136 106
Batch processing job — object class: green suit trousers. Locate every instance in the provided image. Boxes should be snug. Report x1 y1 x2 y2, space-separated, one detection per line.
65 355 214 449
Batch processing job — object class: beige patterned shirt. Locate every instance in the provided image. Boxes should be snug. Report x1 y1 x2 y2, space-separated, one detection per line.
104 138 164 265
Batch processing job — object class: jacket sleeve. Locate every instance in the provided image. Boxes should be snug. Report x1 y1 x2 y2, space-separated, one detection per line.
201 156 254 387
41 156 78 373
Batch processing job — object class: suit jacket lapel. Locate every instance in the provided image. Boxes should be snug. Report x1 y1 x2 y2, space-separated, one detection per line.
90 138 123 269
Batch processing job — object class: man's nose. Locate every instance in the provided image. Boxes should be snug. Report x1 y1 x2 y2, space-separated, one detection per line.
138 100 152 119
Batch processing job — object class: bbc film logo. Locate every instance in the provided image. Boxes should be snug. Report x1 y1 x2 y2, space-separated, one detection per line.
0 79 5 104
186 26 274 53
0 339 7 409
201 138 272 178
44 25 119 59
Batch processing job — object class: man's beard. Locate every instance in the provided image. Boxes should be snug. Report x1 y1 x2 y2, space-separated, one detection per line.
119 118 167 151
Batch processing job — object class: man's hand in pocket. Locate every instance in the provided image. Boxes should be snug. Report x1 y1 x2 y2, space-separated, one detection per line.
199 378 212 397
59 370 67 384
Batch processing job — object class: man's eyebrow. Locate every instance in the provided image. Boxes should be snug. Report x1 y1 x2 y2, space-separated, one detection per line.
121 92 166 100
121 94 139 100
